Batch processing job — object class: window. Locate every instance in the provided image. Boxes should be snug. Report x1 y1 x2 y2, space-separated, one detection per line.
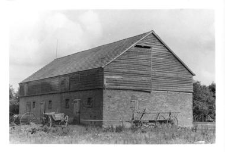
33 101 36 109
65 99 69 109
61 79 65 86
135 44 151 49
87 97 93 108
48 100 52 109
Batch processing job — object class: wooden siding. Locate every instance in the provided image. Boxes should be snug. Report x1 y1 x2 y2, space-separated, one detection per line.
104 33 193 92
69 68 104 91
19 68 104 97
19 84 25 97
26 77 60 96
104 46 151 91
60 76 69 92
137 33 193 92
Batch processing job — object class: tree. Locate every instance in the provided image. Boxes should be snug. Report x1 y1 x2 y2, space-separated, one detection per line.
9 85 15 100
193 81 215 122
208 82 216 98
9 85 19 116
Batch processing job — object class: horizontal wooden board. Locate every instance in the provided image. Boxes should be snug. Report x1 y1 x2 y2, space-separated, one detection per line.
19 84 25 97
19 68 104 97
104 46 151 90
25 77 60 96
105 33 193 92
69 68 104 91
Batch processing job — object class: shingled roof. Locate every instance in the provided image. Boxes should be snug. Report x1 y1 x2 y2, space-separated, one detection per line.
21 31 151 83
21 30 195 83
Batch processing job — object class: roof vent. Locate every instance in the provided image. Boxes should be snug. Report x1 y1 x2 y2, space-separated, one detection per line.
134 44 151 48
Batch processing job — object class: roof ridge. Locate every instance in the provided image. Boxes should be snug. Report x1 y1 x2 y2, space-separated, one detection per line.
20 30 153 83
102 30 153 67
55 31 151 61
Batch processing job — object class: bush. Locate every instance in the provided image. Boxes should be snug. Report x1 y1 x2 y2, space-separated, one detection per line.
10 104 19 116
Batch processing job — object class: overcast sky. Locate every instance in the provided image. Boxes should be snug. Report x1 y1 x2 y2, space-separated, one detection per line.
9 9 215 90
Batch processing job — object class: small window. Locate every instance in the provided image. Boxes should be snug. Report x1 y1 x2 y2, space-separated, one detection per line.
48 100 52 109
65 99 69 109
87 97 93 108
61 79 65 85
135 44 151 48
33 101 36 109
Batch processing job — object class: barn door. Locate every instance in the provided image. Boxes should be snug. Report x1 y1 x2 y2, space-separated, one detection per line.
73 99 81 124
40 102 45 119
26 102 31 113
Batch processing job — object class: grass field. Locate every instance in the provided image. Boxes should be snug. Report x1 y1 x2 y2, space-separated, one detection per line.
9 123 215 144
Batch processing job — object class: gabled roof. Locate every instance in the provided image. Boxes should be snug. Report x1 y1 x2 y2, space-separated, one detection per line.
21 30 195 83
151 31 195 76
21 31 151 83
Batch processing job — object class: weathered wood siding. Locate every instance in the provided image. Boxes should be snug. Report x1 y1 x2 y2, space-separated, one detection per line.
24 77 61 96
69 68 104 91
104 46 151 91
137 33 193 92
19 85 25 97
19 68 104 97
104 33 193 92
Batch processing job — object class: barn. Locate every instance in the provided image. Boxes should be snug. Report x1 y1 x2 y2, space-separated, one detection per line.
19 30 195 127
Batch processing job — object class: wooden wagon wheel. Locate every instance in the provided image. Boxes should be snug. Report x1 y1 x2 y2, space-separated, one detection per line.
47 115 52 128
133 120 143 128
12 114 20 125
20 112 38 125
155 115 166 128
167 116 178 127
64 115 69 127
194 115 202 122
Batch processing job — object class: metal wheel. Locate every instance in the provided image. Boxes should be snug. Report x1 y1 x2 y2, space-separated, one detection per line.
167 116 178 127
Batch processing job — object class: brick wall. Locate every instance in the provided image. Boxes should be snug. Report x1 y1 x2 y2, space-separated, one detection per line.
103 89 193 127
19 89 192 127
60 89 103 126
19 94 61 122
19 89 103 126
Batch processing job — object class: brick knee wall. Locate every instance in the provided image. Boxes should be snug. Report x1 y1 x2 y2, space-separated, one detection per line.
103 90 193 127
19 94 62 122
19 89 103 126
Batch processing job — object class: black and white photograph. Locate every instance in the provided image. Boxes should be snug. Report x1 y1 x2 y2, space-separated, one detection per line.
4 0 225 149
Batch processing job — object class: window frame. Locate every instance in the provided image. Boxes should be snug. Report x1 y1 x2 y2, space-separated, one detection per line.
86 97 93 108
32 101 36 109
65 99 70 109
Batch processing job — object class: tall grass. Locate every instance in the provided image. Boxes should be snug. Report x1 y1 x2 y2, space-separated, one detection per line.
9 124 215 144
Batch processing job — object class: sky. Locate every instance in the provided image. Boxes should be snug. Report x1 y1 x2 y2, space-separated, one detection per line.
9 9 215 90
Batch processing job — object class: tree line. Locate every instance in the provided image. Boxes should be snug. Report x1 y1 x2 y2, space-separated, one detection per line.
9 85 19 116
9 81 216 122
193 81 215 122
